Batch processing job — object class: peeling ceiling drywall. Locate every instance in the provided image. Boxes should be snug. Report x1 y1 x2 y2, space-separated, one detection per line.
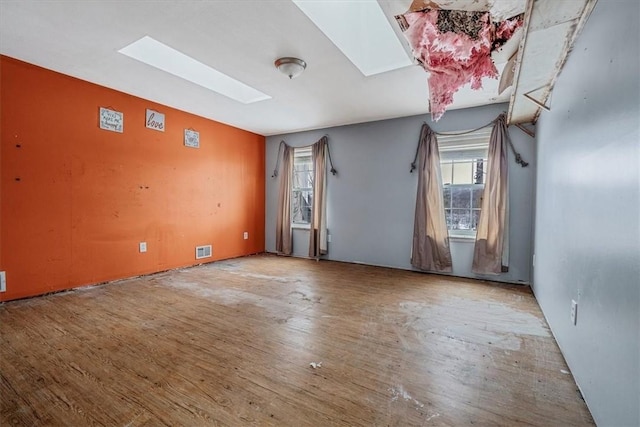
396 4 524 120
508 0 598 124
0 0 597 135
395 0 597 124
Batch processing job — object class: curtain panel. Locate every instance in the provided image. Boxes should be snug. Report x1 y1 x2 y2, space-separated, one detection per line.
275 144 294 255
411 123 453 272
472 113 510 274
309 136 329 259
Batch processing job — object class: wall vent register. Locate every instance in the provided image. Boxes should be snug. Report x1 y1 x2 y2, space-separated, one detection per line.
195 245 212 260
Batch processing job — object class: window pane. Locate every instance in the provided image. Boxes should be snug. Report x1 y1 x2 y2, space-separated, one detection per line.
451 186 471 209
292 149 313 224
443 186 451 209
292 189 313 223
293 157 313 190
450 208 472 230
452 161 472 184
472 187 484 208
441 162 452 185
472 209 481 230
473 159 485 184
439 150 487 232
445 209 453 229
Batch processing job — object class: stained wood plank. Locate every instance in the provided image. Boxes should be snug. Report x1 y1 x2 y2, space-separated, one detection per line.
0 254 593 426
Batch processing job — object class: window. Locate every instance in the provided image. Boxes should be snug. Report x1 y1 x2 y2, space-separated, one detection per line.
439 129 491 237
441 158 486 234
292 147 313 225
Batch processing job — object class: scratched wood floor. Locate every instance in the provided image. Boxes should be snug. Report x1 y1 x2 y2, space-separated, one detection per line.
1 254 593 426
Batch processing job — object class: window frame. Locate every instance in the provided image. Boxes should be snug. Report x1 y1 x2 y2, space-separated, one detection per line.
438 128 491 239
291 147 313 229
442 181 484 239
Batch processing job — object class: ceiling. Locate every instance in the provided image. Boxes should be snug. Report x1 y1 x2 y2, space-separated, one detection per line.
0 0 595 136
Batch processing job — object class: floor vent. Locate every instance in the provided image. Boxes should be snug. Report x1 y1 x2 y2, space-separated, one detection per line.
195 245 212 260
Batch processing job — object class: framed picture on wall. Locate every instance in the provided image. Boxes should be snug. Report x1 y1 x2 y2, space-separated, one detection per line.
99 107 123 133
146 109 165 132
184 129 200 148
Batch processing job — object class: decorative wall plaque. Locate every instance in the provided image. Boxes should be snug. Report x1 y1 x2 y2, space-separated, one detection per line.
184 129 200 148
99 107 123 133
146 109 165 132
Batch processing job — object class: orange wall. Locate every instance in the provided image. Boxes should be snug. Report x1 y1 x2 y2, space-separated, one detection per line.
0 56 265 301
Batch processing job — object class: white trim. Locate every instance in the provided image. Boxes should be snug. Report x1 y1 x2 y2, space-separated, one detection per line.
449 234 476 242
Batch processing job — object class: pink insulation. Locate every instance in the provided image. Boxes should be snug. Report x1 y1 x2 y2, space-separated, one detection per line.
400 10 523 121
496 17 522 40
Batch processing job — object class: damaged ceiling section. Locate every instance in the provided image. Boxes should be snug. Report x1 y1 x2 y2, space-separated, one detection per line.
396 0 526 121
507 0 598 124
394 0 598 124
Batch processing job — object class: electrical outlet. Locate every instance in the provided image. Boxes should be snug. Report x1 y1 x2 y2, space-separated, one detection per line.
139 242 147 253
570 300 578 325
243 231 249 240
0 271 6 292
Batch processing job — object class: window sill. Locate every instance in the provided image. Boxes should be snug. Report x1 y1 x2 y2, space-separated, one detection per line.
292 223 310 230
449 234 476 242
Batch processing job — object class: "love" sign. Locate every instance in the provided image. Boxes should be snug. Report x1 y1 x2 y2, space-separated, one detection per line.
146 109 165 132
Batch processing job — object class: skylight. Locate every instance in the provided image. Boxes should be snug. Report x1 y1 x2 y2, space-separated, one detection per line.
118 36 270 104
292 0 412 76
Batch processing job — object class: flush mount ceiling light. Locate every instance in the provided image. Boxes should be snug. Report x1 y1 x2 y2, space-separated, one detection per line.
274 57 307 79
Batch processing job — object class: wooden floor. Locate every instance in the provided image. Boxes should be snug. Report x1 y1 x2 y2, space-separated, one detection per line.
1 254 593 426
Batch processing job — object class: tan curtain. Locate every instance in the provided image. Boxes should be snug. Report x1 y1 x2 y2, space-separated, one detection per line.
412 124 452 272
276 144 294 255
309 137 328 259
473 113 510 274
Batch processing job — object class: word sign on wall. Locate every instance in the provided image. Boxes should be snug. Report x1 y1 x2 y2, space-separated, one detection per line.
146 109 165 132
99 107 124 133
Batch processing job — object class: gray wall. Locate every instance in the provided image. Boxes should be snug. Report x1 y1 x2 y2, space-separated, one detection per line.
532 1 640 425
266 103 535 284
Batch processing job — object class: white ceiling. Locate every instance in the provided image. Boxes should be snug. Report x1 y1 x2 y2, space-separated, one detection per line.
0 0 594 136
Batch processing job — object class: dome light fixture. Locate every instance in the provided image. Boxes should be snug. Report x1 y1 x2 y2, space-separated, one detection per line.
275 57 307 79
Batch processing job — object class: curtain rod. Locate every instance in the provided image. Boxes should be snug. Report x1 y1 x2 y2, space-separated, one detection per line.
412 112 528 172
427 112 506 136
271 136 337 178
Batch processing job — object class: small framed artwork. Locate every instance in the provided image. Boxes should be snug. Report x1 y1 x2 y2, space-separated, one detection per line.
99 107 124 133
184 129 200 148
146 109 165 132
